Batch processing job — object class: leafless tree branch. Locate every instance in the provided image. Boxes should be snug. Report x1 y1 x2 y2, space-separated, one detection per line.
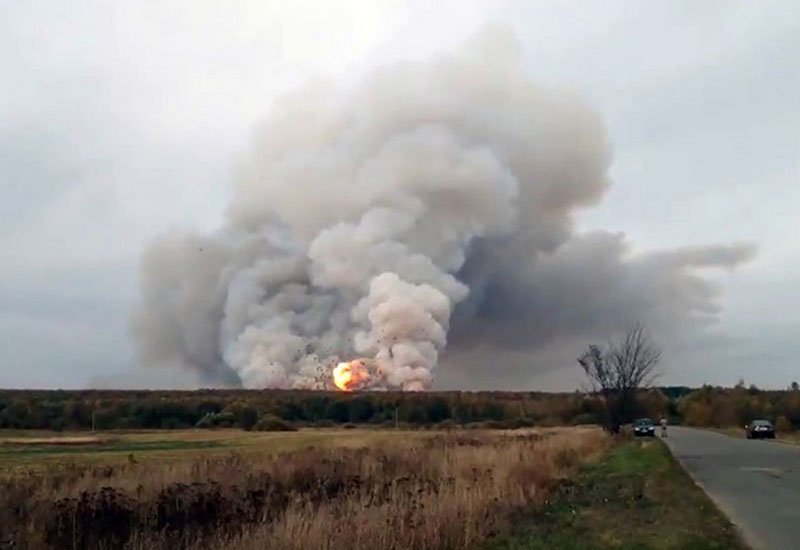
577 322 661 433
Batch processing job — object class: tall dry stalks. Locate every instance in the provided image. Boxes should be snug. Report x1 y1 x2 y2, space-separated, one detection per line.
0 428 608 550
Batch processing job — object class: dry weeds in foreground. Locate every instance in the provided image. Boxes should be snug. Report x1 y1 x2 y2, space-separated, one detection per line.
1 428 608 550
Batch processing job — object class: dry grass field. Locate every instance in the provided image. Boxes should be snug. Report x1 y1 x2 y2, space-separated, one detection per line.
0 426 608 550
0 427 580 475
0 428 437 475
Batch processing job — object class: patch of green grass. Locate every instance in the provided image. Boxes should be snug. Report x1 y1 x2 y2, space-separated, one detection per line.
485 438 749 550
0 439 223 457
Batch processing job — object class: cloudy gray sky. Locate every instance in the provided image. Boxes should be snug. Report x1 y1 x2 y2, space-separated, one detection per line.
1 0 798 390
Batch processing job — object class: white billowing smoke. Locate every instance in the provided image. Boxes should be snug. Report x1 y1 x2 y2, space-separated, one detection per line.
132 28 754 390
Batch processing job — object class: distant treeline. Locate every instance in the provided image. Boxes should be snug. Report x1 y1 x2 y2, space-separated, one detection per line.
679 382 800 432
0 384 797 431
0 388 667 431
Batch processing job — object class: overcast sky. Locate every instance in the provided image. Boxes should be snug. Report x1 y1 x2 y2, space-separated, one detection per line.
1 0 798 390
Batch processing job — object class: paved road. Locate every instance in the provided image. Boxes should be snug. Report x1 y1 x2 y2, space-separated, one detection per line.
664 427 800 550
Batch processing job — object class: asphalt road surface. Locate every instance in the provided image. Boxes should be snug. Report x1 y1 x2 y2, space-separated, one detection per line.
664 427 800 550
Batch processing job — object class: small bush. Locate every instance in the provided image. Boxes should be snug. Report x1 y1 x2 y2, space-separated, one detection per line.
497 417 538 429
394 421 416 430
238 407 259 430
434 419 457 430
195 412 236 429
483 420 506 430
774 415 792 433
536 416 563 428
572 413 600 426
253 414 296 432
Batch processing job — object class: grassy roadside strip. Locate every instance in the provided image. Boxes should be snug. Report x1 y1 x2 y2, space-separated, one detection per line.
484 437 749 550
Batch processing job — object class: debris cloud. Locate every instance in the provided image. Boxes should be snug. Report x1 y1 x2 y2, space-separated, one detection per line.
132 28 754 390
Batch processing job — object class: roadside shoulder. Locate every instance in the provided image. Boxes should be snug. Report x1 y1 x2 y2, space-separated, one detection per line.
483 437 750 550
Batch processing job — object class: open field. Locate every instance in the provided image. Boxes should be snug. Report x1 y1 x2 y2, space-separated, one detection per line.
485 437 749 550
0 426 609 550
1 427 517 476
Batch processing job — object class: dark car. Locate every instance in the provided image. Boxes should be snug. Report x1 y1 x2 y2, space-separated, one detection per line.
633 418 656 437
746 419 775 439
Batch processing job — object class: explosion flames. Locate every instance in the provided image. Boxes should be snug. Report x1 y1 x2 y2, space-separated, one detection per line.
332 359 371 391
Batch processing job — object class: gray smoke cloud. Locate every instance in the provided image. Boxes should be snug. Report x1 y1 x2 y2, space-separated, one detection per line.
132 28 755 390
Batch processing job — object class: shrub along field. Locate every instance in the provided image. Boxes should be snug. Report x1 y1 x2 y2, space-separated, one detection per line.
0 427 608 550
2 386 798 434
0 388 671 431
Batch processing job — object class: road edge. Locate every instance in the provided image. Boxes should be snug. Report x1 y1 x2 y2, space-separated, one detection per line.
661 431 762 550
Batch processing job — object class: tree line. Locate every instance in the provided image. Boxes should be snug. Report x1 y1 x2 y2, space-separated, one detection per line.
0 384 796 432
679 381 800 432
0 387 671 431
576 323 800 434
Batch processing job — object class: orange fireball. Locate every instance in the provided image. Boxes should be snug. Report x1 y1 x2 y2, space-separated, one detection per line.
333 360 370 391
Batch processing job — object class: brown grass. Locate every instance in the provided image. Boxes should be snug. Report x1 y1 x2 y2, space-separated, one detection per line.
0 427 609 550
0 428 433 475
0 436 107 446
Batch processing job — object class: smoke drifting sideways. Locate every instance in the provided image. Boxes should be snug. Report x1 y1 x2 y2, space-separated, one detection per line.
131 29 755 391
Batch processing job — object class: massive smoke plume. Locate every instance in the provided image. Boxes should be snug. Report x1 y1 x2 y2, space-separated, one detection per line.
132 29 754 390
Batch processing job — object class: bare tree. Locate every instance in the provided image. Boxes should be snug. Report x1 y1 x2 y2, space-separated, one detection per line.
578 323 661 433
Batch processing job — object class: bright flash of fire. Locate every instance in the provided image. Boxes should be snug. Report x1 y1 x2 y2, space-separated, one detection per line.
333 360 370 391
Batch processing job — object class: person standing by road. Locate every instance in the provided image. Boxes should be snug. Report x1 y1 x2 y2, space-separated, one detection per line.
660 416 668 438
